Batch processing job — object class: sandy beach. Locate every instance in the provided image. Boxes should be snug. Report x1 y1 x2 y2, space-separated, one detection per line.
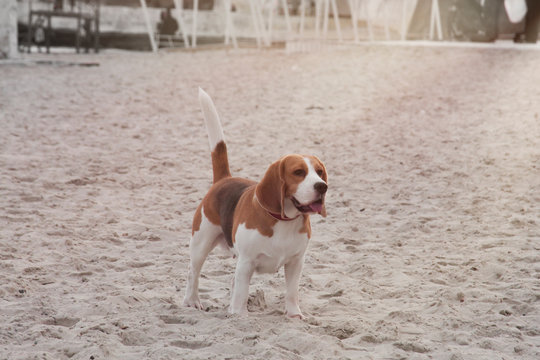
1 44 539 359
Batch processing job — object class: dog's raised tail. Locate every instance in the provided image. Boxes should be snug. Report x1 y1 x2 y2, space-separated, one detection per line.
198 88 231 184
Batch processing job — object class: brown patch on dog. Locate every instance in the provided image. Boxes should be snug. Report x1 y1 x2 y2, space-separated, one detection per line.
201 194 220 227
192 203 203 235
280 155 309 199
234 187 278 240
299 215 312 238
255 160 283 216
216 179 255 247
211 141 231 184
199 177 255 245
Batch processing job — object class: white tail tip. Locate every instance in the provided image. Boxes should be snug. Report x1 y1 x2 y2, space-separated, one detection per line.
198 88 225 151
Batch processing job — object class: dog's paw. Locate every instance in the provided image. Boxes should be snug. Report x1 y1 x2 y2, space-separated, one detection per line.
286 302 304 319
183 297 203 310
286 311 304 320
228 307 249 317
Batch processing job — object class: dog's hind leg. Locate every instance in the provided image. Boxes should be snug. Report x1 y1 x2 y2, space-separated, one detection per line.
183 209 222 310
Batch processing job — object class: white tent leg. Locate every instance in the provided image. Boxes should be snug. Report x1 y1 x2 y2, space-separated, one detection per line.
315 0 321 37
384 0 390 40
362 0 373 41
224 0 238 47
330 0 341 41
192 0 198 47
429 0 442 40
435 0 442 40
348 0 359 43
254 0 270 46
224 0 231 45
249 0 262 47
400 0 407 40
323 0 329 40
268 0 274 43
280 0 292 33
299 0 306 37
173 0 190 48
139 0 157 52
227 0 238 48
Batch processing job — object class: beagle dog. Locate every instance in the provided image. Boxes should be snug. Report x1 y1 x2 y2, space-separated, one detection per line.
183 89 328 318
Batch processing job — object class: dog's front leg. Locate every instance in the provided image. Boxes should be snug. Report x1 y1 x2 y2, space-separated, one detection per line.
284 254 305 319
229 257 254 315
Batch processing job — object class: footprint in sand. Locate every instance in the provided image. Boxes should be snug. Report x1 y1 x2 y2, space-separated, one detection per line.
43 316 80 328
170 339 211 349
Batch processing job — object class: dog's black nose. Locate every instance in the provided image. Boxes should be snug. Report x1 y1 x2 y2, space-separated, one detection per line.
314 182 328 194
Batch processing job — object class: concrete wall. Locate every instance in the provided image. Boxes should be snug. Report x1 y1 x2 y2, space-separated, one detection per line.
0 0 18 58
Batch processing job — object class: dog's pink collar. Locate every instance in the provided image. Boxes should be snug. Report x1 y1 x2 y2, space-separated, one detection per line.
255 196 300 221
267 211 300 221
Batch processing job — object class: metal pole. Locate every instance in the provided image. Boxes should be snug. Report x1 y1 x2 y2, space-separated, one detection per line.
173 0 190 48
192 0 198 47
139 0 157 52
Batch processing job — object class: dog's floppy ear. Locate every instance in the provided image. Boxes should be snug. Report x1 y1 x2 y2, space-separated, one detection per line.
316 156 328 183
313 155 328 217
255 158 286 217
320 198 327 218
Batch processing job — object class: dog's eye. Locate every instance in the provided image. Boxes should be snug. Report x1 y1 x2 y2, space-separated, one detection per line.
293 169 306 177
316 169 324 177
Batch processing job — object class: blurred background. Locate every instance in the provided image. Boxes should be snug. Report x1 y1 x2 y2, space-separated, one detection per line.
1 1 539 55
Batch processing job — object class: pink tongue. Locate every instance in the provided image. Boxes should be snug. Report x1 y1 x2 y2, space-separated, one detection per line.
309 202 323 213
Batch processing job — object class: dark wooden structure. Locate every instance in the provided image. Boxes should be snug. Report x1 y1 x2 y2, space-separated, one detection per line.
26 1 101 53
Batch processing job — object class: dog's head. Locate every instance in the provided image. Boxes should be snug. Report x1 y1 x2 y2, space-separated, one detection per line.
255 155 328 219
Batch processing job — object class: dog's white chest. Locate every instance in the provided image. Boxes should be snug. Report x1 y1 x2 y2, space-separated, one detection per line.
234 219 309 274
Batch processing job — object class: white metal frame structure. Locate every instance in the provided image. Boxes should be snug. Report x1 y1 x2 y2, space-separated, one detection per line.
138 0 442 51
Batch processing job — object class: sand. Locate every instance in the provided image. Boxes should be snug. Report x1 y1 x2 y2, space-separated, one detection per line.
1 44 539 359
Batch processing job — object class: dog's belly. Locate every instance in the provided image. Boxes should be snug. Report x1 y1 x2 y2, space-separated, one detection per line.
254 254 289 274
235 221 309 274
